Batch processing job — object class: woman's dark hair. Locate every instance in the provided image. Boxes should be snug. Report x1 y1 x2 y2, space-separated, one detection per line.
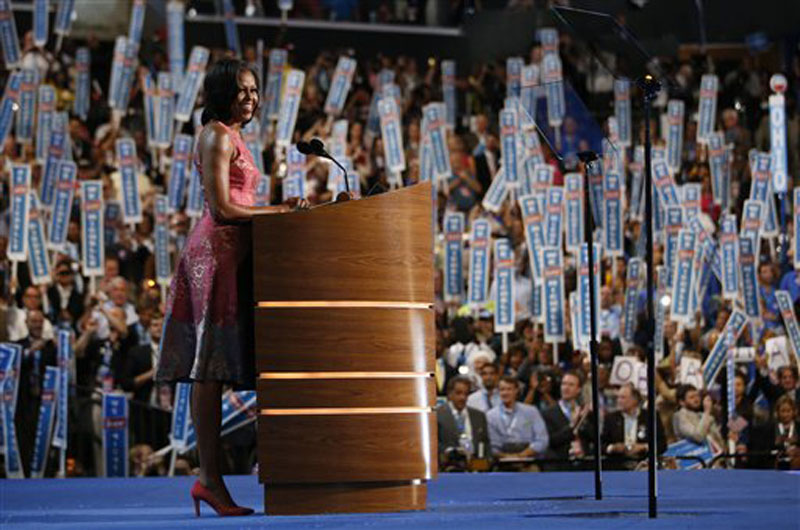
200 58 259 126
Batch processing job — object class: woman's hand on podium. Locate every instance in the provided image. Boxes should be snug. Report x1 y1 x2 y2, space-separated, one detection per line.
284 197 311 211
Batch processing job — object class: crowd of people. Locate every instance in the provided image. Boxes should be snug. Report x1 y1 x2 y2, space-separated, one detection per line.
1 4 800 478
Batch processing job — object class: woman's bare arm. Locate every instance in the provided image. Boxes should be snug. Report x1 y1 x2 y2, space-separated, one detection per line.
201 123 290 221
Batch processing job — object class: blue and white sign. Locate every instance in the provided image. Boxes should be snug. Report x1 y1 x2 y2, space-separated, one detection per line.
666 99 685 173
519 194 545 280
170 382 192 451
614 79 632 147
739 199 764 244
696 74 718 144
542 53 565 127
652 158 680 207
749 151 777 237
40 114 69 210
628 146 644 221
185 164 204 217
26 193 50 285
500 109 520 192
1 344 23 477
141 72 156 147
7 164 30 261
542 247 565 343
603 172 623 257
116 138 143 224
168 134 193 213
578 243 602 343
544 186 564 249
47 160 76 251
54 0 75 37
110 39 137 112
0 71 20 147
264 48 287 120
739 236 760 319
654 266 667 360
52 330 71 450
494 238 515 332
564 172 583 254
520 65 539 125
481 168 508 214
538 27 559 55
16 69 38 145
443 212 465 302
670 229 697 323
506 57 523 98
776 290 800 363
154 195 171 285
682 183 701 222
622 258 643 343
155 72 175 148
221 0 240 56
0 0 21 68
664 439 716 469
175 46 210 122
33 0 49 48
663 205 683 289
587 160 603 228
81 181 105 277
442 60 456 129
30 365 58 478
73 47 90 121
769 91 788 193
167 1 185 89
719 214 739 300
102 393 128 477
324 56 356 116
275 69 305 149
378 97 406 173
468 219 491 306
521 129 545 166
423 103 451 181
254 174 270 207
702 309 748 387
35 85 56 163
128 0 145 48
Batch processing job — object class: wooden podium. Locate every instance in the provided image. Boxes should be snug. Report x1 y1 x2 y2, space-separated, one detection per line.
251 183 436 515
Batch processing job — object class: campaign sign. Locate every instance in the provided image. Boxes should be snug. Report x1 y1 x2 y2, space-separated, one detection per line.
702 309 748 387
128 0 145 47
719 214 739 300
666 100 685 172
170 382 192 451
140 72 155 146
365 69 395 136
570 291 581 351
587 160 603 228
441 59 457 129
521 129 545 165
102 393 128 477
614 79 632 147
749 151 777 236
520 64 539 121
629 146 644 221
0 0 21 68
532 163 554 194
482 168 508 213
542 247 565 343
275 69 305 149
73 47 90 121
52 330 71 450
542 53 565 127
519 194 545 280
610 356 643 387
494 238 515 333
264 48 287 120
241 120 264 174
54 0 75 35
221 0 240 56
81 181 105 277
111 39 138 112
423 103 452 181
324 56 356 116
2 347 23 477
663 205 683 289
544 186 564 249
107 37 126 110
776 291 800 363
40 124 69 210
155 72 175 148
468 219 491 306
739 236 760 319
670 229 696 323
47 160 76 251
578 243 602 343
0 71 20 147
35 85 56 162
564 172 583 253
538 27 558 55
795 188 800 270
115 138 143 224
654 266 667 360
739 199 764 245
531 278 543 324
8 164 30 261
681 183 701 222
603 172 623 257
154 195 171 285
26 193 50 285
168 134 193 213
708 131 728 207
419 133 433 183
185 164 204 217
16 69 38 145
499 109 520 191
769 93 788 193
29 365 58 478
443 212 465 302
506 57 523 98
378 97 406 173
183 390 257 450
652 158 680 207
696 74 718 144
175 46 210 122
622 258 643 342
167 1 185 89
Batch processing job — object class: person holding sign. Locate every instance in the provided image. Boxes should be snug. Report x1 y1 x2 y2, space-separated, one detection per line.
156 59 308 518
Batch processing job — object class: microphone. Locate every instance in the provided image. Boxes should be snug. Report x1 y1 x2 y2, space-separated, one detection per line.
296 138 351 197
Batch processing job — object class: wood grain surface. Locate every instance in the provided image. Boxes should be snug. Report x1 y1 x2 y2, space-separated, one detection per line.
264 481 427 515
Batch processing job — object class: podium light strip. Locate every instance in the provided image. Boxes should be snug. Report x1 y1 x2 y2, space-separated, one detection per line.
259 372 433 380
256 301 432 309
260 407 432 416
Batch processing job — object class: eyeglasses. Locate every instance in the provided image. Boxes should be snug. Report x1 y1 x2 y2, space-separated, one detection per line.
57 270 73 276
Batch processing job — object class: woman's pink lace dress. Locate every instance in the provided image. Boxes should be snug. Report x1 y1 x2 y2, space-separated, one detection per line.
156 121 260 388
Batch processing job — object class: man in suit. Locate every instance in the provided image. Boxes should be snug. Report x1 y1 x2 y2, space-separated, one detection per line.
752 360 800 416
542 371 594 470
602 383 666 470
47 258 84 331
436 376 491 470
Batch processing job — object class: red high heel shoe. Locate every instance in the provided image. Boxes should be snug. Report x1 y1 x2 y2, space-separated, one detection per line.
190 480 255 517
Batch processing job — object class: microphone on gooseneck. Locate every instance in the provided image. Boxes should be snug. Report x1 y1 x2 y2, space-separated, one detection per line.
296 138 351 197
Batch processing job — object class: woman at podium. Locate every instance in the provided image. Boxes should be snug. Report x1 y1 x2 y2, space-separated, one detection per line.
156 58 307 517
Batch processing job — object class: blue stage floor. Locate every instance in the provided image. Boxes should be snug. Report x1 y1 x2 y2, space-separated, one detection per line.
2 471 799 529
